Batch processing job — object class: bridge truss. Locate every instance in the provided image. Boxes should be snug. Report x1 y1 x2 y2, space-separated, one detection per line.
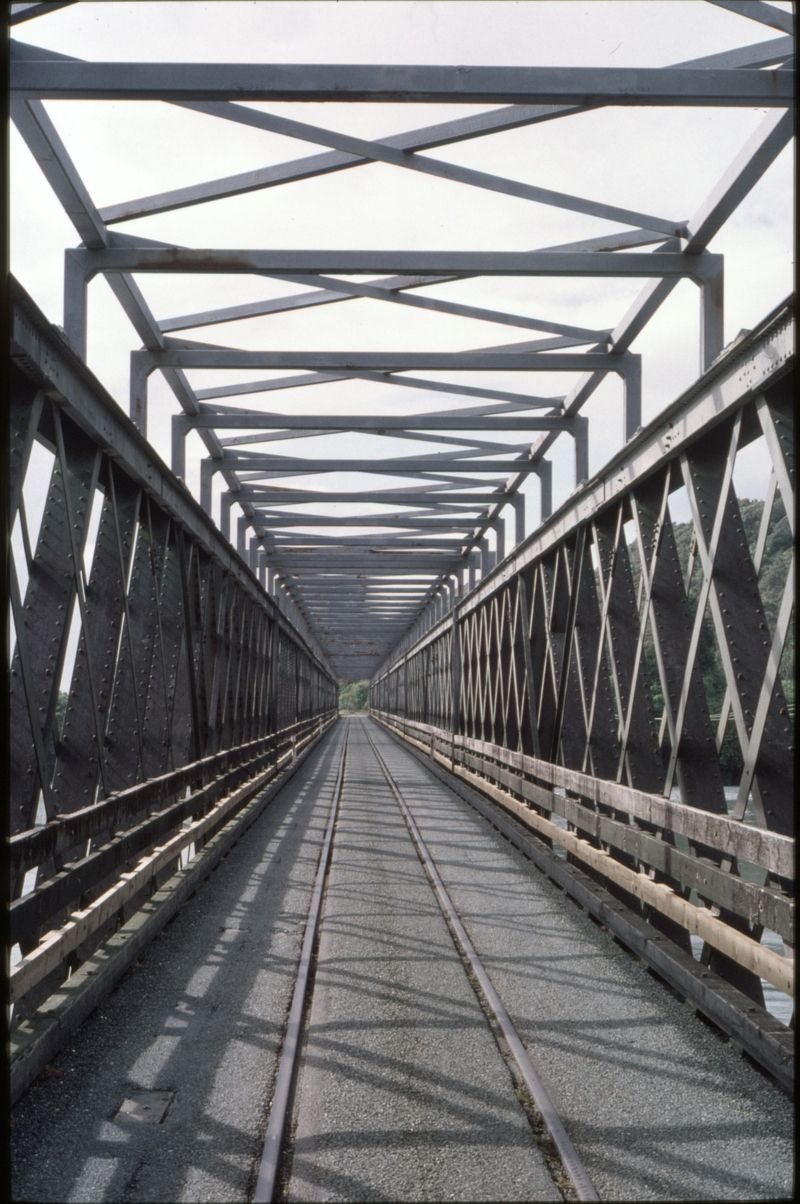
9 0 794 682
6 0 795 1091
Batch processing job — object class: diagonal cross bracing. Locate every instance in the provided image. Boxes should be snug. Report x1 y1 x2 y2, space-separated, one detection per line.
8 3 793 684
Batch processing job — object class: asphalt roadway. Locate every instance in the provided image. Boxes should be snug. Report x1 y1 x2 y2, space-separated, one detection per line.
10 716 794 1202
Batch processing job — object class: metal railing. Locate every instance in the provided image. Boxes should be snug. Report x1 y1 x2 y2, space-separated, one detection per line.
371 297 795 1084
9 278 339 1031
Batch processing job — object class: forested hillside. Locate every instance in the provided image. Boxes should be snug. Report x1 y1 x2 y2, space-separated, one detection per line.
339 680 369 713
630 494 793 782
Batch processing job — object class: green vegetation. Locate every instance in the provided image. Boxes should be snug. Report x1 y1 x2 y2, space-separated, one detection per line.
339 680 370 713
45 690 69 779
629 496 793 783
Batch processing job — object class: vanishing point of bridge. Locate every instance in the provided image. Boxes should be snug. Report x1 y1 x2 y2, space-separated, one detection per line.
8 2 795 1201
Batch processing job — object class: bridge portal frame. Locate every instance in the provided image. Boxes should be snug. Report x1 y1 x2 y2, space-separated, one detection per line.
8 4 795 680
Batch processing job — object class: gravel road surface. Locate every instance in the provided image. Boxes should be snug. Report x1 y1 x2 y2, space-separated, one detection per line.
11 716 793 1202
285 720 558 1203
11 728 346 1203
368 719 794 1201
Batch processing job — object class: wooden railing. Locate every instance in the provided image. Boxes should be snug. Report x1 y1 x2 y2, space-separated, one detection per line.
9 712 337 1016
372 709 794 1087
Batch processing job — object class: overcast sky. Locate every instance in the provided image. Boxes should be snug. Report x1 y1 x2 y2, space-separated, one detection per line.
11 0 794 555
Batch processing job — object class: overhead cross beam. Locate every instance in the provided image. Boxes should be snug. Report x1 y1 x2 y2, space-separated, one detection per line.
10 8 794 679
11 60 794 105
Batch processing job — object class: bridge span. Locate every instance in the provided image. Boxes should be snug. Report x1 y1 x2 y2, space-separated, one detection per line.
10 718 794 1202
7 2 795 1201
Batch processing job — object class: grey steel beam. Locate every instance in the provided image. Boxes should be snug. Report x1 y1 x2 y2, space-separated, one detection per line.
253 508 484 522
160 282 617 340
228 491 516 506
179 414 575 431
707 1 795 35
11 60 793 105
163 104 682 236
268 555 464 566
10 2 78 21
209 458 557 474
137 349 634 373
266 535 468 548
71 247 720 280
673 34 794 68
308 601 422 607
686 109 794 250
101 101 595 224
252 516 482 529
158 225 666 339
194 372 565 409
66 37 787 226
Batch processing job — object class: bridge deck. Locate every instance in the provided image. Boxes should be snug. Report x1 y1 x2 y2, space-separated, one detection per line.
11 719 793 1203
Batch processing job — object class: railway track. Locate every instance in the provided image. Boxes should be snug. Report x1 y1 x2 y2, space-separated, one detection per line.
10 715 792 1203
255 716 598 1203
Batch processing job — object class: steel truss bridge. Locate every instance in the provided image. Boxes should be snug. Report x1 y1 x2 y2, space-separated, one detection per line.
7 0 796 1148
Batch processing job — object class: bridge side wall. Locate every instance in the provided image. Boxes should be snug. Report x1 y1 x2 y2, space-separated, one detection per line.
8 278 338 1022
372 298 794 1023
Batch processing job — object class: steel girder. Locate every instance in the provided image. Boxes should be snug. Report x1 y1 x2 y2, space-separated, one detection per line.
372 298 794 1005
8 5 794 688
9 279 337 837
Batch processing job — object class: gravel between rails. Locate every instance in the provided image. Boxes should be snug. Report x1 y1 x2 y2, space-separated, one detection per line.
10 727 347 1204
368 719 794 1202
285 719 559 1203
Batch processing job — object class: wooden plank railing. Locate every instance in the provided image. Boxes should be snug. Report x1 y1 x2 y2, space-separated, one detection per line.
8 712 337 1011
371 710 794 999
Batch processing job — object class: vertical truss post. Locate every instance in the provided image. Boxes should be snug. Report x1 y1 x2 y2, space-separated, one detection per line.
700 258 725 372
516 573 541 758
200 460 214 514
512 495 526 546
220 493 233 542
550 528 586 761
537 459 553 520
450 604 461 737
574 415 590 486
171 415 188 480
129 351 151 437
623 356 642 441
494 518 505 562
63 249 88 360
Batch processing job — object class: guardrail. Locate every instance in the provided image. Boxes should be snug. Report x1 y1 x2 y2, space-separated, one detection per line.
9 712 340 1104
371 296 794 1087
9 712 336 1008
8 277 339 1054
373 709 794 1089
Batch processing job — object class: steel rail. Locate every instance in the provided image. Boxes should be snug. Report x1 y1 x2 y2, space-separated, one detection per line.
254 720 349 1204
362 721 600 1203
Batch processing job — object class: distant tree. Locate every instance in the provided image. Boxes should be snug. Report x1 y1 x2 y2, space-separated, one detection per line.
626 497 792 784
45 691 69 781
339 680 369 713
